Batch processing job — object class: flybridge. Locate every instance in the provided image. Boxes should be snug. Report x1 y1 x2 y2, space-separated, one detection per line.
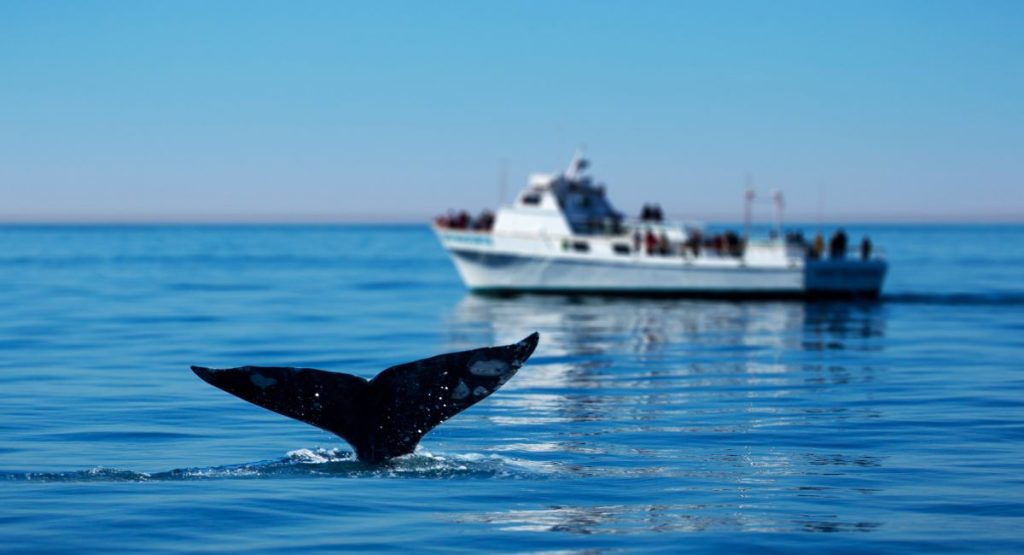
433 154 887 299
507 153 623 236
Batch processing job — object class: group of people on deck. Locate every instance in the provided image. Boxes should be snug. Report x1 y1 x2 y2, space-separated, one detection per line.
634 228 744 257
639 204 665 222
808 229 873 260
436 202 874 262
435 210 495 232
633 226 874 261
635 228 672 255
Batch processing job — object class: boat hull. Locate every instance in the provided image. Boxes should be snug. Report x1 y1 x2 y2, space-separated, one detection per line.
446 247 886 300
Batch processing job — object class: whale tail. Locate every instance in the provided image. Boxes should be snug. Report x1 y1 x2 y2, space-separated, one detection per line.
191 333 539 463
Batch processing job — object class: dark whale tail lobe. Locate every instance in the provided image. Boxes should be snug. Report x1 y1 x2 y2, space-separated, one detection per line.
191 332 540 463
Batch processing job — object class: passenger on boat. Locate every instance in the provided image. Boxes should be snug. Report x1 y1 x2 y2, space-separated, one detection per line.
723 231 742 257
829 229 848 259
707 234 723 254
861 237 872 260
435 210 477 230
434 210 455 229
811 233 824 259
644 229 657 255
474 210 495 231
684 230 702 256
640 204 664 223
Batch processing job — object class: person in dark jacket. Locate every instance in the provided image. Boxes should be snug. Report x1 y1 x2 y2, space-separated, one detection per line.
829 228 848 259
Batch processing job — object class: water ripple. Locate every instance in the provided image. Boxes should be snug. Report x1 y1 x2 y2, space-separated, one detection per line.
1 448 566 483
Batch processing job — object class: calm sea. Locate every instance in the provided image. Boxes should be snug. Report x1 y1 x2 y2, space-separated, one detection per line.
1 224 1022 553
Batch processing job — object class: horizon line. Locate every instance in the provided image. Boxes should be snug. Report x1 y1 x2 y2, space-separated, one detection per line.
0 211 1022 225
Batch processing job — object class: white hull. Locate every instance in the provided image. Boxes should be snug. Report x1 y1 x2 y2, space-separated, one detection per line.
437 228 886 298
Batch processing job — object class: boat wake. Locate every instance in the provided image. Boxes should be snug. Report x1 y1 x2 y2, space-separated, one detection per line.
1 448 563 483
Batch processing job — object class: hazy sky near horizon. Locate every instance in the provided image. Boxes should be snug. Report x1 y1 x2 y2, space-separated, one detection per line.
2 1 1022 222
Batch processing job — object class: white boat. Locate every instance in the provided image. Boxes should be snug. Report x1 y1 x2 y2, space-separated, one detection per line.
433 154 887 299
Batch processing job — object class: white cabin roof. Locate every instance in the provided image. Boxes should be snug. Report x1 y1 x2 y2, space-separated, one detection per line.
528 173 555 188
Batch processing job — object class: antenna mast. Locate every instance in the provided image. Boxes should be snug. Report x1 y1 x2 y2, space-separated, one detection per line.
743 172 754 240
772 189 785 238
817 183 825 233
498 158 508 206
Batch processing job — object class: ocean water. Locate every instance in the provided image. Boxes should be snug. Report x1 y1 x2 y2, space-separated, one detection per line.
1 223 1022 553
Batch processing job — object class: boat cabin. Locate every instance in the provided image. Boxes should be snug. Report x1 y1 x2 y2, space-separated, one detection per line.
482 154 622 237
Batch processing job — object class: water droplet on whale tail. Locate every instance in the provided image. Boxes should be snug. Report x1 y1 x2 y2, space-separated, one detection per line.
190 332 540 464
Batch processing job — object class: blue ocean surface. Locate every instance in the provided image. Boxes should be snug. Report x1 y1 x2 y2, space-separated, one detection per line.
1 223 1023 553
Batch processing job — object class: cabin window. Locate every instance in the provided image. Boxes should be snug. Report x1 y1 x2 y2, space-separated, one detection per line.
522 193 541 206
572 241 590 253
613 243 631 255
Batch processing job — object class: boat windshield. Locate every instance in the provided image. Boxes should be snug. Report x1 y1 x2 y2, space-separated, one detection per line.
555 179 623 235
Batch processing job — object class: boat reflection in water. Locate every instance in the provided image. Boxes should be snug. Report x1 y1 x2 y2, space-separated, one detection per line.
447 294 886 376
444 295 888 535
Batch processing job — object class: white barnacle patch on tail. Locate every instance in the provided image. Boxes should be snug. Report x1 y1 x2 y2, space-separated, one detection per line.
470 359 509 376
250 373 277 389
451 380 470 400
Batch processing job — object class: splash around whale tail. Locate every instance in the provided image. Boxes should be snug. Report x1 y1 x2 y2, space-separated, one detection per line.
191 333 539 463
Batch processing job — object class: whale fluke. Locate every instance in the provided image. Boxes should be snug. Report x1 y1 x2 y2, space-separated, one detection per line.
191 332 539 463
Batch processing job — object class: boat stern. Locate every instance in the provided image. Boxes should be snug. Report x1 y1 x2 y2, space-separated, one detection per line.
804 259 888 299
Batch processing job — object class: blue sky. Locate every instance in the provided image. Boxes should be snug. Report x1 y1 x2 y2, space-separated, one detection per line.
1 1 1021 222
